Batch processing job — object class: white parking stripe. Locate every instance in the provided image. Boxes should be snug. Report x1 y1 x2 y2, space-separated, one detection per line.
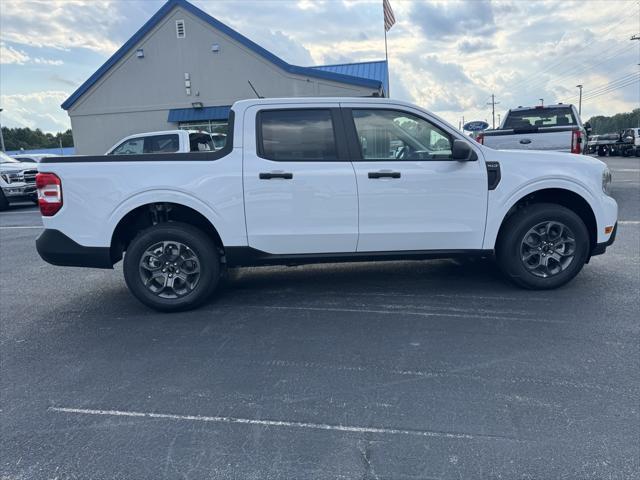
0 210 40 215
619 221 640 225
49 406 520 441
0 225 42 230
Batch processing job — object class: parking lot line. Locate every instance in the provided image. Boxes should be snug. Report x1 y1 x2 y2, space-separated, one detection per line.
618 220 640 225
49 406 524 442
0 225 43 230
249 305 572 325
0 210 41 215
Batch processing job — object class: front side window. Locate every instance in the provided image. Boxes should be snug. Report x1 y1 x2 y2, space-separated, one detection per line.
111 137 144 155
259 109 337 161
351 109 452 161
144 134 179 153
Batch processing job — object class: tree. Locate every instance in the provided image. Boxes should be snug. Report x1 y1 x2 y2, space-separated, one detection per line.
586 109 640 135
1 127 74 151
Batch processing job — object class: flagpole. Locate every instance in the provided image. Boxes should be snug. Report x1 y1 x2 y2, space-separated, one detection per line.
384 26 390 97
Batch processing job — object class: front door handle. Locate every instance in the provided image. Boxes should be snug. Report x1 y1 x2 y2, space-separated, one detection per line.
259 172 293 180
368 171 401 179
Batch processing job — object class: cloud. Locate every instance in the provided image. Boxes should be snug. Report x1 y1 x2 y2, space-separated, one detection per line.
0 91 71 132
411 0 496 39
0 42 63 65
0 0 123 54
457 39 496 54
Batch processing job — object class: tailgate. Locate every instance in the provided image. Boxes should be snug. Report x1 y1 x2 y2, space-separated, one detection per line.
484 128 573 152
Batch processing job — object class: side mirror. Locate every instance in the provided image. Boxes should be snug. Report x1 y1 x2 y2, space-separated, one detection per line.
452 139 478 161
584 122 592 135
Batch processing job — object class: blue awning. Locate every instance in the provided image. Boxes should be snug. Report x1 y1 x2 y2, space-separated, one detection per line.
310 61 388 96
168 105 231 123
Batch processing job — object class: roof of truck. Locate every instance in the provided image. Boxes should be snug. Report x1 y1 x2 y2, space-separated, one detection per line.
509 104 575 111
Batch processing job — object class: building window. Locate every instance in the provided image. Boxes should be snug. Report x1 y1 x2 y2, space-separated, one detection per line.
176 20 186 38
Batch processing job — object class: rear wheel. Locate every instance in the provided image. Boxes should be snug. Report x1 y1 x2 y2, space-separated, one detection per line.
496 203 590 289
0 192 8 211
123 222 220 311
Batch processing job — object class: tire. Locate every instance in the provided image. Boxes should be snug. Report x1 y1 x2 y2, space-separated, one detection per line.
597 146 606 157
496 203 590 290
635 148 640 158
123 222 220 312
0 191 8 211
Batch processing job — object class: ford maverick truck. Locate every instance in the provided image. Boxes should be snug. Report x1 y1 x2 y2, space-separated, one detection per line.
35 98 618 311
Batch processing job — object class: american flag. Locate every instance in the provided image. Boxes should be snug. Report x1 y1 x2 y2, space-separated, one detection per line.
383 0 396 32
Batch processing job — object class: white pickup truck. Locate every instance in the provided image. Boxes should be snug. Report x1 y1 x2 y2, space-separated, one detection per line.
105 129 226 155
479 104 590 154
35 98 617 311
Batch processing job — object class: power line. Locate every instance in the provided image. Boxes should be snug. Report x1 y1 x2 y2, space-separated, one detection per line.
508 16 636 92
581 77 639 102
565 72 639 102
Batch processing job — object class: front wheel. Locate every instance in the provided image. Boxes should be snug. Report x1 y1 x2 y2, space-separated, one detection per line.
123 222 220 311
496 204 590 289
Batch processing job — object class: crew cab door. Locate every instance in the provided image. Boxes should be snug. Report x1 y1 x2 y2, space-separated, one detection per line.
341 104 488 251
242 104 358 254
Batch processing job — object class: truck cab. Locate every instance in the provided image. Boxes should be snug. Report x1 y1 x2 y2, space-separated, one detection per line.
105 130 221 155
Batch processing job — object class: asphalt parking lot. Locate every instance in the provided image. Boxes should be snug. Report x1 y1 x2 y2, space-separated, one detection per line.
1 156 638 479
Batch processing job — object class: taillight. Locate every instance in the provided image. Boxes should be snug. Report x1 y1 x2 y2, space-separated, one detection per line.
571 129 582 154
36 172 63 216
476 133 485 144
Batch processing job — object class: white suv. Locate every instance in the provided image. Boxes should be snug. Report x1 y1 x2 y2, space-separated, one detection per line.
0 151 38 210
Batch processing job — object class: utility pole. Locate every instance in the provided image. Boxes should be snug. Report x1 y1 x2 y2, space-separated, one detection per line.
486 94 500 129
0 108 5 152
576 85 583 116
497 113 501 126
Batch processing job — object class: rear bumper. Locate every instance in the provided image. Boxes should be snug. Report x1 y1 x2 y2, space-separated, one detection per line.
36 229 113 269
590 222 617 257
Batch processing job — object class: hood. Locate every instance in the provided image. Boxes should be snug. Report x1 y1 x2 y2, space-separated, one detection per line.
0 161 38 172
485 148 605 168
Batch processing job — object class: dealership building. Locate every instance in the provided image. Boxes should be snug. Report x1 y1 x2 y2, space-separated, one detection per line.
62 0 388 155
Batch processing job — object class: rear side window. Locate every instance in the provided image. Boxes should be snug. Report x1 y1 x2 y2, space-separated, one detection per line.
258 109 337 161
144 134 179 153
111 137 144 155
504 108 577 129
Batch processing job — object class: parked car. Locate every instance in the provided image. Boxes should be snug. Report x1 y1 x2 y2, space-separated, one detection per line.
105 130 223 155
35 97 617 311
479 104 590 154
0 151 38 210
619 128 640 157
11 153 59 163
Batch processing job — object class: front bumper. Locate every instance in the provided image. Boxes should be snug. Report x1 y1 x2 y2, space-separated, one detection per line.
590 222 617 257
36 229 114 269
2 184 37 199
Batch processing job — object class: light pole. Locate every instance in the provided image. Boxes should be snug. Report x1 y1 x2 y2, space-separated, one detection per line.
0 108 5 152
576 84 583 116
539 98 544 107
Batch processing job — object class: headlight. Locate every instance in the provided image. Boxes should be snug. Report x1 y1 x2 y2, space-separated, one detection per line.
0 171 23 184
602 167 612 195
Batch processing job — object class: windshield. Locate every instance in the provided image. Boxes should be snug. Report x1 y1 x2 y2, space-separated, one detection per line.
504 108 577 129
0 151 19 163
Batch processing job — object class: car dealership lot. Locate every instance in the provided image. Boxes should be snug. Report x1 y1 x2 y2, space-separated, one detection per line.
1 157 638 479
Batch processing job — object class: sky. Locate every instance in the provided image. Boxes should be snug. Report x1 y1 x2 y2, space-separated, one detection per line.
0 0 638 133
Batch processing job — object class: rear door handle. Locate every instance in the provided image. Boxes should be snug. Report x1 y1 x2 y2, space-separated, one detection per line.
368 171 401 179
259 172 293 180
